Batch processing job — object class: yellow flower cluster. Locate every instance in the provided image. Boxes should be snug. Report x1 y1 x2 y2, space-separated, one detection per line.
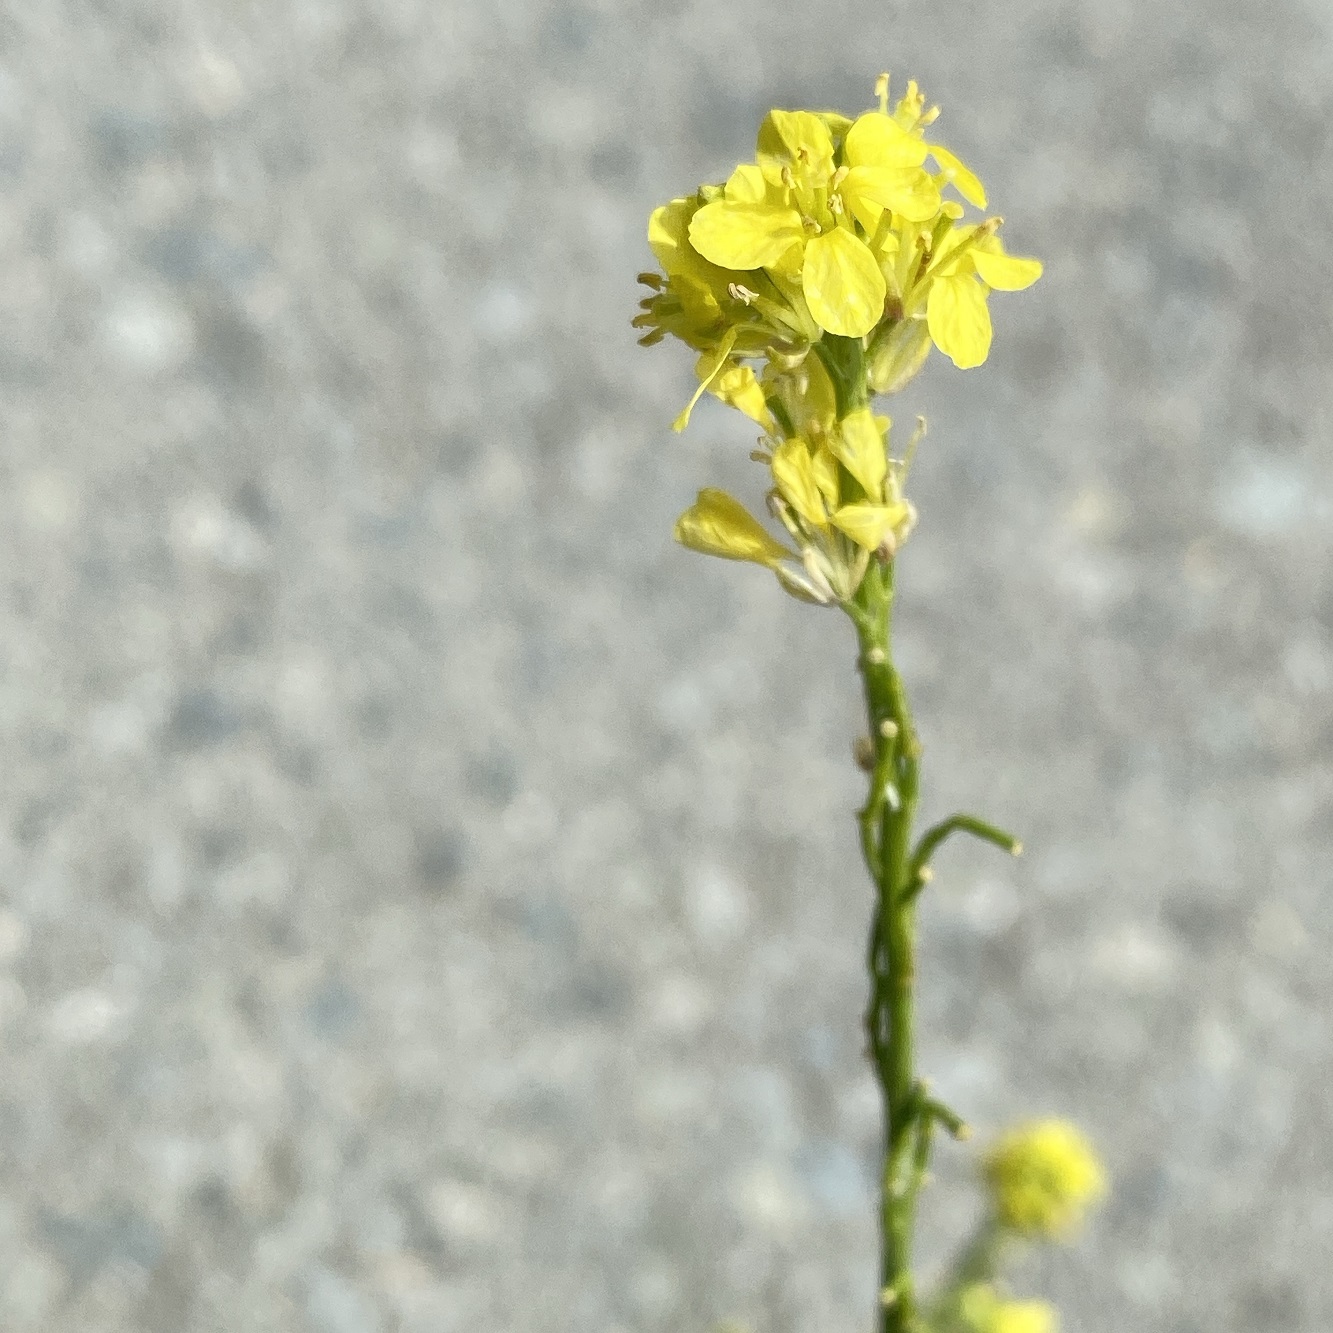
637 74 1041 369
636 74 1042 604
984 1120 1106 1240
959 1285 1058 1333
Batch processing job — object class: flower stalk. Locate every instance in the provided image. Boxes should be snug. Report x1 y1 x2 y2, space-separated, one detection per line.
849 556 922 1330
636 73 1105 1333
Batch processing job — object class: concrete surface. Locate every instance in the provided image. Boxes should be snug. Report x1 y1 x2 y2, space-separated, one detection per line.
0 1 1330 1330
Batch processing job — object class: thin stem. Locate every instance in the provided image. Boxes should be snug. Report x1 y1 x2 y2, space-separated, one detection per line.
925 1219 1012 1332
848 559 922 1333
908 814 1022 890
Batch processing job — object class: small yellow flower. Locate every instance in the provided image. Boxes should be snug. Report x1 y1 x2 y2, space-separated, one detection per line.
921 225 1043 369
960 1285 1058 1333
984 1120 1106 1239
685 106 947 341
673 488 793 568
768 411 914 555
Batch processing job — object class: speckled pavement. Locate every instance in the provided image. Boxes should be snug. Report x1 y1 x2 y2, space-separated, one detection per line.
0 2 1330 1330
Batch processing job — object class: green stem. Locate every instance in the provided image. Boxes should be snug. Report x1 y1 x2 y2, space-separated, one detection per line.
848 558 922 1333
814 334 870 417
925 1219 1011 1332
909 814 1022 887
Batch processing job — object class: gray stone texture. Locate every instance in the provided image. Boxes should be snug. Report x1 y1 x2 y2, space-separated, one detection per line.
0 0 1329 1330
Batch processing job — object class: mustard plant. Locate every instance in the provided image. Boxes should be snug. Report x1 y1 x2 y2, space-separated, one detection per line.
636 75 1103 1333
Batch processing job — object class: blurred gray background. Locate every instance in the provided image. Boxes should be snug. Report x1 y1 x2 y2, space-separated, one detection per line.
0 1 1330 1330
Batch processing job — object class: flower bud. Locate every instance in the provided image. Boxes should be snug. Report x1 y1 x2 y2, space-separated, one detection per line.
984 1120 1106 1240
959 1285 1058 1333
867 317 933 394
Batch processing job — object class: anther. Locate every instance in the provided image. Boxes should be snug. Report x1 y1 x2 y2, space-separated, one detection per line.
728 283 758 305
874 72 890 115
866 646 887 666
879 718 898 739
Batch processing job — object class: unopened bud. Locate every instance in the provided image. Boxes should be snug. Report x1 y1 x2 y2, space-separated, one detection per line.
868 317 932 395
853 735 875 771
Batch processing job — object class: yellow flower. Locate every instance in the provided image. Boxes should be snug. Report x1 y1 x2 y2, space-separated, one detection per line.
686 108 941 339
960 1285 1058 1333
923 225 1043 369
635 194 739 350
673 488 793 568
984 1120 1106 1239
769 411 914 555
640 72 1042 387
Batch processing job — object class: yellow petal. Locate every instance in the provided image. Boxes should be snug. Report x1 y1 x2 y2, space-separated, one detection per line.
688 200 805 271
844 112 928 169
648 196 737 329
831 501 910 551
672 328 738 432
828 407 888 498
802 229 886 338
926 222 980 279
771 438 827 526
648 198 692 273
756 109 836 188
841 165 941 226
811 446 840 507
724 163 770 204
972 246 1043 291
929 144 987 208
926 273 992 369
674 488 793 567
801 352 838 434
711 362 774 428
817 110 854 142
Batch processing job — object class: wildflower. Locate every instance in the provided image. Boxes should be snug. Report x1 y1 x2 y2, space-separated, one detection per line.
638 73 1043 601
922 225 1044 369
959 1285 1059 1333
673 487 794 569
984 1120 1106 1239
685 107 940 340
